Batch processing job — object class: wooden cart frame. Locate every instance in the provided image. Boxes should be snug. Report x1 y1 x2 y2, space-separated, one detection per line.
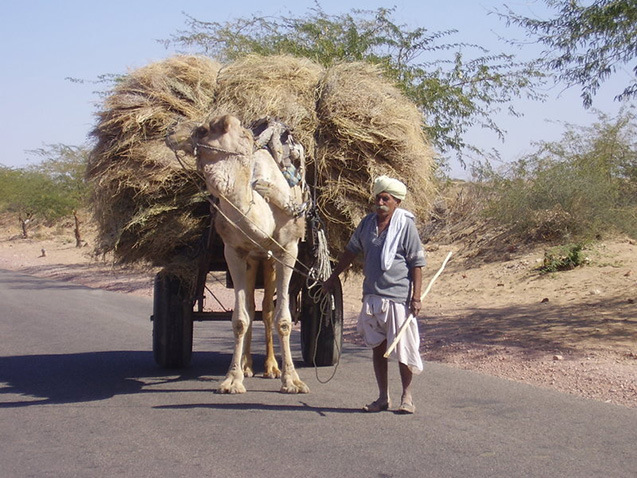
150 198 344 370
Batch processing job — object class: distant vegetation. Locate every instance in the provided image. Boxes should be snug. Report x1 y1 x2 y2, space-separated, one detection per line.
2 2 635 251
483 107 637 242
0 144 89 239
2 109 635 249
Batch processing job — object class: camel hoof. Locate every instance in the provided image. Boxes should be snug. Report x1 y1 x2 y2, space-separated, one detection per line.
280 380 310 394
217 379 246 394
243 367 254 378
263 363 281 379
263 369 282 379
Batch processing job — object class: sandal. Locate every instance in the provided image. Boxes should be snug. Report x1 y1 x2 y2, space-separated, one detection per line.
362 399 391 413
397 401 416 414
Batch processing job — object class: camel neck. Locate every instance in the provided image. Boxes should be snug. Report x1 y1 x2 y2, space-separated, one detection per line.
201 155 254 211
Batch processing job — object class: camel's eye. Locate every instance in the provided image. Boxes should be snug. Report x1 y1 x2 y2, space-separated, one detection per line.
195 126 208 138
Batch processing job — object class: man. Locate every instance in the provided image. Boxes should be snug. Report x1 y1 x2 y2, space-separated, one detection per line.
323 176 426 414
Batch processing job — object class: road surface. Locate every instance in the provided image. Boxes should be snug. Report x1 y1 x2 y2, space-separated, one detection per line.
1 269 635 477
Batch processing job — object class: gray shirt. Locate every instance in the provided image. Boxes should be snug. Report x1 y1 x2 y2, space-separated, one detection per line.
346 211 426 303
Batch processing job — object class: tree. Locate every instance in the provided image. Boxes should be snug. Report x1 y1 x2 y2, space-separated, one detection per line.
498 0 637 107
166 6 544 166
486 106 637 240
27 144 89 207
0 144 90 241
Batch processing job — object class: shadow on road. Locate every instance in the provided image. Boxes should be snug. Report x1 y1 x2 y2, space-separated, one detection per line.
154 401 362 415
0 350 230 407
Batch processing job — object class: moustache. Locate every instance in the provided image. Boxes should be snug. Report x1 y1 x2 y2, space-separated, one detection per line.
375 205 389 212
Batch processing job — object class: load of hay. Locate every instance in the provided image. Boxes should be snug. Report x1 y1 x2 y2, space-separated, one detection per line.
87 54 436 274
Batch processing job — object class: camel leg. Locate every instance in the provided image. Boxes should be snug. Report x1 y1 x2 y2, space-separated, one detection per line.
218 247 251 394
261 258 281 378
241 257 259 378
275 243 309 394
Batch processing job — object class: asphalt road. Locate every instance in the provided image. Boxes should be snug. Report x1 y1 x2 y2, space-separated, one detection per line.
1 269 636 478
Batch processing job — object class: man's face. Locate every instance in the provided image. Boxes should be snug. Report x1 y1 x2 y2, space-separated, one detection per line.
374 192 400 217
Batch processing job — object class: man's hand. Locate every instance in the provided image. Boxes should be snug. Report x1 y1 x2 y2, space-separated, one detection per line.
410 298 421 316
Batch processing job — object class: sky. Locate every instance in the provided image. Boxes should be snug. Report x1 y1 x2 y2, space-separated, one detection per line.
0 0 630 178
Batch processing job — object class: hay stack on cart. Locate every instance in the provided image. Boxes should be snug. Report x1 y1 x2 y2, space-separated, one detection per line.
87 53 436 368
88 54 435 273
88 55 221 272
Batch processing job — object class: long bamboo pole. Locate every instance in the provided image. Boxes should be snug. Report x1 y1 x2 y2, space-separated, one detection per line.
384 251 453 358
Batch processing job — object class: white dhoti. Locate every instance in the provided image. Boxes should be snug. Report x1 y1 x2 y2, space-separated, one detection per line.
357 294 423 374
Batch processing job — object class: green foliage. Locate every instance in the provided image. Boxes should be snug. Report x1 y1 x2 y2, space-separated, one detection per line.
484 107 637 241
0 144 89 222
499 0 637 107
166 6 544 163
539 243 588 273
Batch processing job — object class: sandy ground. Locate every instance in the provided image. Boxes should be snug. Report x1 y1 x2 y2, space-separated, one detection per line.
1 217 635 408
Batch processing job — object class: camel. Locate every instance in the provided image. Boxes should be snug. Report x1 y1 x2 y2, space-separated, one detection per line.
168 114 309 394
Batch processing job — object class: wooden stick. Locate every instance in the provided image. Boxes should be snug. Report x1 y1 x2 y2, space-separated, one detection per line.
384 251 453 358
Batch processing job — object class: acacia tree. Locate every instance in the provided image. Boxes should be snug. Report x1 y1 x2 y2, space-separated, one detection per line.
486 106 637 240
499 0 637 107
166 6 544 166
1 145 89 241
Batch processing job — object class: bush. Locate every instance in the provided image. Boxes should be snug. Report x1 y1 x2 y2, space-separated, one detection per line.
539 243 588 273
484 107 637 242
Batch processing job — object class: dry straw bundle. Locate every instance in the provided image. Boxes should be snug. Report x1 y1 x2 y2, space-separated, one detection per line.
88 55 221 269
213 55 324 154
87 54 436 272
315 62 436 252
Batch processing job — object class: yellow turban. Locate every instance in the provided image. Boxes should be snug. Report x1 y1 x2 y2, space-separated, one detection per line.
372 175 407 201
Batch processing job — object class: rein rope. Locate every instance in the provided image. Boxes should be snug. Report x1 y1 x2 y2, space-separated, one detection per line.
305 227 341 383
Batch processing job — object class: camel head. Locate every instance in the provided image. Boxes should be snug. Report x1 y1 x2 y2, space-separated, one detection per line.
192 115 254 159
165 115 254 159
165 120 200 155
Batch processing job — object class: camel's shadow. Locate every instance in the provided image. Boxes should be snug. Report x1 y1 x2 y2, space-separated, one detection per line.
0 350 357 412
0 350 229 407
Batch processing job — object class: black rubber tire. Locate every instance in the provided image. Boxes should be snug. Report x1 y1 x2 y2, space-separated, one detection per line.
300 277 344 366
152 273 193 368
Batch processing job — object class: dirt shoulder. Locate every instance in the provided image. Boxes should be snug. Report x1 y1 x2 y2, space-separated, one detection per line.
1 220 635 408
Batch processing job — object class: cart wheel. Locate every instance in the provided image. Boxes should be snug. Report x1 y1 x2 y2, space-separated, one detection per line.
152 273 193 368
300 277 343 366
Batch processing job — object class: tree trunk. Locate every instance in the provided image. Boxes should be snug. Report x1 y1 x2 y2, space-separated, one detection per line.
18 213 31 238
73 211 82 247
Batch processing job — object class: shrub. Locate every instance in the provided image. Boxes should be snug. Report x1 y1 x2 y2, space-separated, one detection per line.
539 243 588 273
484 107 637 242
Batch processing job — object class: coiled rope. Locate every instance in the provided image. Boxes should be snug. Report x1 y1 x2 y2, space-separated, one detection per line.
304 227 341 383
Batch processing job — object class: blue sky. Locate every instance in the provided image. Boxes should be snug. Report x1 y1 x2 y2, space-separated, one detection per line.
0 0 629 178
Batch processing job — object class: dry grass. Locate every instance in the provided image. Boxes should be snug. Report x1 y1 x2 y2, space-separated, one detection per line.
315 62 436 252
87 55 436 274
